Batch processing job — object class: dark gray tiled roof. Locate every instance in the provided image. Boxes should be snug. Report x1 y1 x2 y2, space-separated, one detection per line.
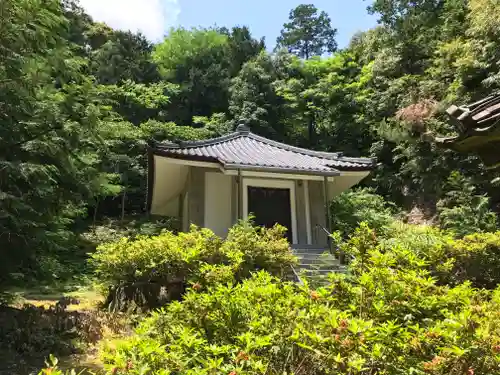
152 125 374 175
447 91 500 131
436 92 500 169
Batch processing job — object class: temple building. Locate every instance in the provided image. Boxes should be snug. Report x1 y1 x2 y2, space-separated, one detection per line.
147 124 374 248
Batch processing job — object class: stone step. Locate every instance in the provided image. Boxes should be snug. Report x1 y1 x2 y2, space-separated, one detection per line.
294 252 339 264
303 269 348 286
288 248 348 284
301 269 334 275
295 254 337 260
293 251 334 257
287 270 347 285
293 252 335 259
296 260 340 268
291 244 329 249
291 246 330 255
296 258 338 266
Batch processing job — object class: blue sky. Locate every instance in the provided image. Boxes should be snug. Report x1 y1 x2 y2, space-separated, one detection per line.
79 0 378 48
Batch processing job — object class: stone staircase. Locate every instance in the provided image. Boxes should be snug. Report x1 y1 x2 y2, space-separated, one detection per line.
289 246 348 285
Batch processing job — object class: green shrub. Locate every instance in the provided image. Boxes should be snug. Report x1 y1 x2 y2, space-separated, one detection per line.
90 221 297 310
438 198 498 237
437 172 498 237
330 188 396 237
222 219 298 279
38 355 92 374
442 231 500 289
352 222 500 289
80 216 178 249
91 226 222 288
341 224 478 320
99 270 500 375
43 223 500 375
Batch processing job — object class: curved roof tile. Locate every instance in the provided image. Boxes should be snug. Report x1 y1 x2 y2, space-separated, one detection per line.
152 125 375 174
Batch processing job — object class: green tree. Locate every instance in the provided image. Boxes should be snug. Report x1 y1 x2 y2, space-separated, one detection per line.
0 0 117 284
221 26 266 76
97 80 177 126
276 4 337 59
437 172 498 237
62 1 161 85
229 51 299 139
330 188 395 237
89 29 160 85
153 27 263 125
368 0 468 74
276 52 373 153
62 0 93 53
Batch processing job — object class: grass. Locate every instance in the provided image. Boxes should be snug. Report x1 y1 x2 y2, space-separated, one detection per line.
9 276 102 305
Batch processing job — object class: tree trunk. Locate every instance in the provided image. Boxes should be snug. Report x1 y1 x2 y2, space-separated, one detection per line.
308 113 315 148
104 280 186 313
121 187 126 222
93 199 99 227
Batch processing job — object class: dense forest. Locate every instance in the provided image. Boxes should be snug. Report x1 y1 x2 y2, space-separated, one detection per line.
3 0 500 287
3 1 500 374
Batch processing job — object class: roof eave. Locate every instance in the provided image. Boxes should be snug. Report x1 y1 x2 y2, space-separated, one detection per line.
149 146 375 173
148 145 222 165
223 163 341 176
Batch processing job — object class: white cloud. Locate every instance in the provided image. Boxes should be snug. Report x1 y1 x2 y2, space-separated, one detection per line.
78 0 180 41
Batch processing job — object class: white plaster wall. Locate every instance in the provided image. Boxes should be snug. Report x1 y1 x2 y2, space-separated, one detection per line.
204 172 233 237
182 192 189 232
327 172 370 200
150 156 189 216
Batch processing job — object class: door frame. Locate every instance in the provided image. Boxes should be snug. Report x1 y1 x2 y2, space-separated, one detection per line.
242 178 298 244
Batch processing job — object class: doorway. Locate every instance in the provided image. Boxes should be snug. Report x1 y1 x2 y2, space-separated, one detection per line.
243 178 297 244
247 186 293 242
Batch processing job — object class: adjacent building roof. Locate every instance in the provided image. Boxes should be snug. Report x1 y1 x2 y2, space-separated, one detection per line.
436 92 500 169
149 124 375 176
446 92 500 132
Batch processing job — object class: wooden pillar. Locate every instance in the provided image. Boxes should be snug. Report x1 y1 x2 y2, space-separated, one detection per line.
323 176 332 233
304 180 312 245
325 176 344 263
323 176 333 253
185 168 191 230
237 169 243 220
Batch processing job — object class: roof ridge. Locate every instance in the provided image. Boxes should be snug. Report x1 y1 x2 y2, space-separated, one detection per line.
169 124 252 148
156 131 241 149
247 132 343 160
335 155 376 165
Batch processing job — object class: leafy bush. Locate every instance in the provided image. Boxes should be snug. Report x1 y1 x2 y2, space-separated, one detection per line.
80 216 178 250
41 223 500 374
330 188 396 237
99 269 500 375
90 221 297 310
354 222 500 289
437 172 498 237
38 355 91 375
438 231 500 289
438 198 498 237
